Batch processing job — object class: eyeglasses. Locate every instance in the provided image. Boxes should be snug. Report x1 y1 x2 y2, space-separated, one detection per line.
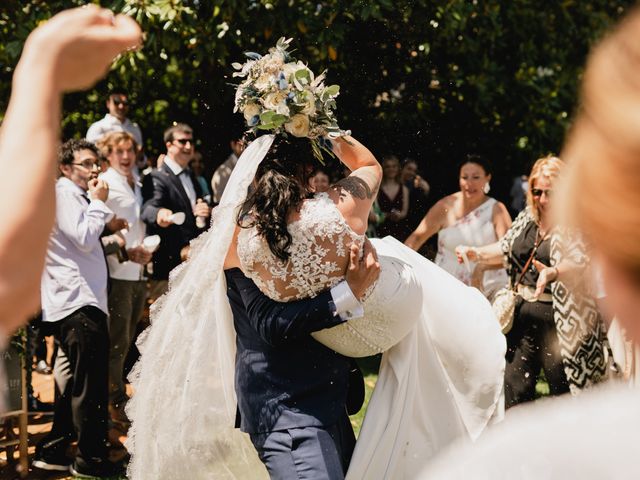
173 138 194 146
71 160 99 169
531 188 552 198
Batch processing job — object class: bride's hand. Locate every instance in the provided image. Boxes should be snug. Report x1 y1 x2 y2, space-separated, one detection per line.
346 239 380 300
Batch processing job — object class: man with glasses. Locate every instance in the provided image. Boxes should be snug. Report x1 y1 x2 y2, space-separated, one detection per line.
86 89 143 147
34 139 124 477
141 123 211 296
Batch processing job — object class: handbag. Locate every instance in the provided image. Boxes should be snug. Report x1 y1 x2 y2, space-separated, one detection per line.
492 233 544 334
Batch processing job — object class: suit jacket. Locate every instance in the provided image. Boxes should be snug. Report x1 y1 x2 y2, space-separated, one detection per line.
141 163 208 280
224 268 360 434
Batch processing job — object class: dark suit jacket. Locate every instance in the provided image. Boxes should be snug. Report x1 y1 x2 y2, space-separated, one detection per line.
225 268 360 434
141 163 209 280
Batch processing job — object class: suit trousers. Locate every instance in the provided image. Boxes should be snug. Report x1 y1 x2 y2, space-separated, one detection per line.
250 411 356 480
107 278 147 406
38 306 109 462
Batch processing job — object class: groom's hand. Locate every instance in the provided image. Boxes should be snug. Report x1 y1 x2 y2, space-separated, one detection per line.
346 239 380 300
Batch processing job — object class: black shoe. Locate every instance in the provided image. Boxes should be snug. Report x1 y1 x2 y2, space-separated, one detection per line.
70 458 125 478
32 448 72 472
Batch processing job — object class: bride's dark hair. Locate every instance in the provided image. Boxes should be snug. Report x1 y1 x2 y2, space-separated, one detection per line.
238 135 317 262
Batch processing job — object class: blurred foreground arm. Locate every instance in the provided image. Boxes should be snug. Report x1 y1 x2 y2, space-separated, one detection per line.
0 6 141 334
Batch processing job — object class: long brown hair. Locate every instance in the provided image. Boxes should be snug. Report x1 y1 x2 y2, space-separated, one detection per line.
238 136 317 262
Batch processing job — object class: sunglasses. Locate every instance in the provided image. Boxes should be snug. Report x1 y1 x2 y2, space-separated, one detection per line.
174 138 194 146
111 97 129 106
531 188 552 198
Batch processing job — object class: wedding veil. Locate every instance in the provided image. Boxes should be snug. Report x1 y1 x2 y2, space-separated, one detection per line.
126 135 274 480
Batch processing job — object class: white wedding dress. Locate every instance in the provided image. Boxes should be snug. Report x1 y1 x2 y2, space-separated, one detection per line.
126 135 506 480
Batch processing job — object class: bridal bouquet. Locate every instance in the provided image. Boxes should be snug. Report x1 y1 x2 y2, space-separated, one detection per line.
233 37 349 160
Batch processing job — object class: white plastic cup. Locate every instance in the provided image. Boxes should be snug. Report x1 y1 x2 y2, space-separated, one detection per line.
142 235 161 253
169 212 186 225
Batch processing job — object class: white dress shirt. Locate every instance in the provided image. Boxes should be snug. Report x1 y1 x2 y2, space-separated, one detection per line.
86 113 143 146
99 168 146 281
40 177 114 322
330 281 364 320
163 155 197 208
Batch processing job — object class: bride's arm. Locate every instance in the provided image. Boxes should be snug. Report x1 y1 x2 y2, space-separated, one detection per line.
328 136 382 235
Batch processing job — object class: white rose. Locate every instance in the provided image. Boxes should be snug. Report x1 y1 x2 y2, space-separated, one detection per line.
285 114 310 138
243 103 261 122
263 91 288 110
254 73 274 91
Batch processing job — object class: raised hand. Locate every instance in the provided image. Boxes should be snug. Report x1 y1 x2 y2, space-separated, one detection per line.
88 178 109 202
18 5 142 93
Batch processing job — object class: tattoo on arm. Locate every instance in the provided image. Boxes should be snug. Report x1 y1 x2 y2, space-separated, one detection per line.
333 175 377 200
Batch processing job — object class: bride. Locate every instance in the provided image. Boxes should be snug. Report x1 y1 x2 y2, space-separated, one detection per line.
126 39 505 479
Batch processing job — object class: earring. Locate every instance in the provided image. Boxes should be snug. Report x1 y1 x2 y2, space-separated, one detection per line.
483 182 491 194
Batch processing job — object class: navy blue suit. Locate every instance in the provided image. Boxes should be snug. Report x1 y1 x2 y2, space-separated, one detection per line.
225 268 358 478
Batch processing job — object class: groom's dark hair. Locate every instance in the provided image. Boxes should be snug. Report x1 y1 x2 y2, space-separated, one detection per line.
238 135 318 262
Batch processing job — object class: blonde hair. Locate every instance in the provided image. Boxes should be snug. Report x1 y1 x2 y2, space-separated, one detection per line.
527 155 563 223
96 131 137 158
561 8 640 280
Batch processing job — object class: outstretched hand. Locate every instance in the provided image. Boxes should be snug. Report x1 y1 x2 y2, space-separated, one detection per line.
18 5 142 93
345 239 380 301
533 259 558 299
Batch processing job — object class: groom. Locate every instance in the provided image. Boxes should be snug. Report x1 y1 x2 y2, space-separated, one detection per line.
225 241 379 479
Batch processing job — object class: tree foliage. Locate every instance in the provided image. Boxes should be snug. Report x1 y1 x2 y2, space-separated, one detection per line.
0 0 633 198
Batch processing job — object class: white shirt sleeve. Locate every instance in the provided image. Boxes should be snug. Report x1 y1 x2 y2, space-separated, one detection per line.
330 281 364 320
56 192 113 252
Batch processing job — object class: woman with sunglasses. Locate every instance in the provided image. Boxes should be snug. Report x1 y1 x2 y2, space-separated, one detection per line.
457 155 610 408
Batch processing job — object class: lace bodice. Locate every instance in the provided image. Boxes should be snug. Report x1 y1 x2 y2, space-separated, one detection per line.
237 192 365 302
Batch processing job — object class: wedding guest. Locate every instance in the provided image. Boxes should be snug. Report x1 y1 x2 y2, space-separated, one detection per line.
87 89 142 147
509 174 528 217
33 139 123 477
211 131 246 203
310 168 331 193
0 5 141 336
376 155 411 241
458 156 610 408
96 131 152 430
401 157 430 229
141 123 211 297
405 155 511 299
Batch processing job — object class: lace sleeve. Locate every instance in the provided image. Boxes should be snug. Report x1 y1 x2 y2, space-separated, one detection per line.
237 193 364 302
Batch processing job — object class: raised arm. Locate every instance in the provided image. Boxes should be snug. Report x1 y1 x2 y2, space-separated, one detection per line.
329 136 382 235
0 6 140 333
